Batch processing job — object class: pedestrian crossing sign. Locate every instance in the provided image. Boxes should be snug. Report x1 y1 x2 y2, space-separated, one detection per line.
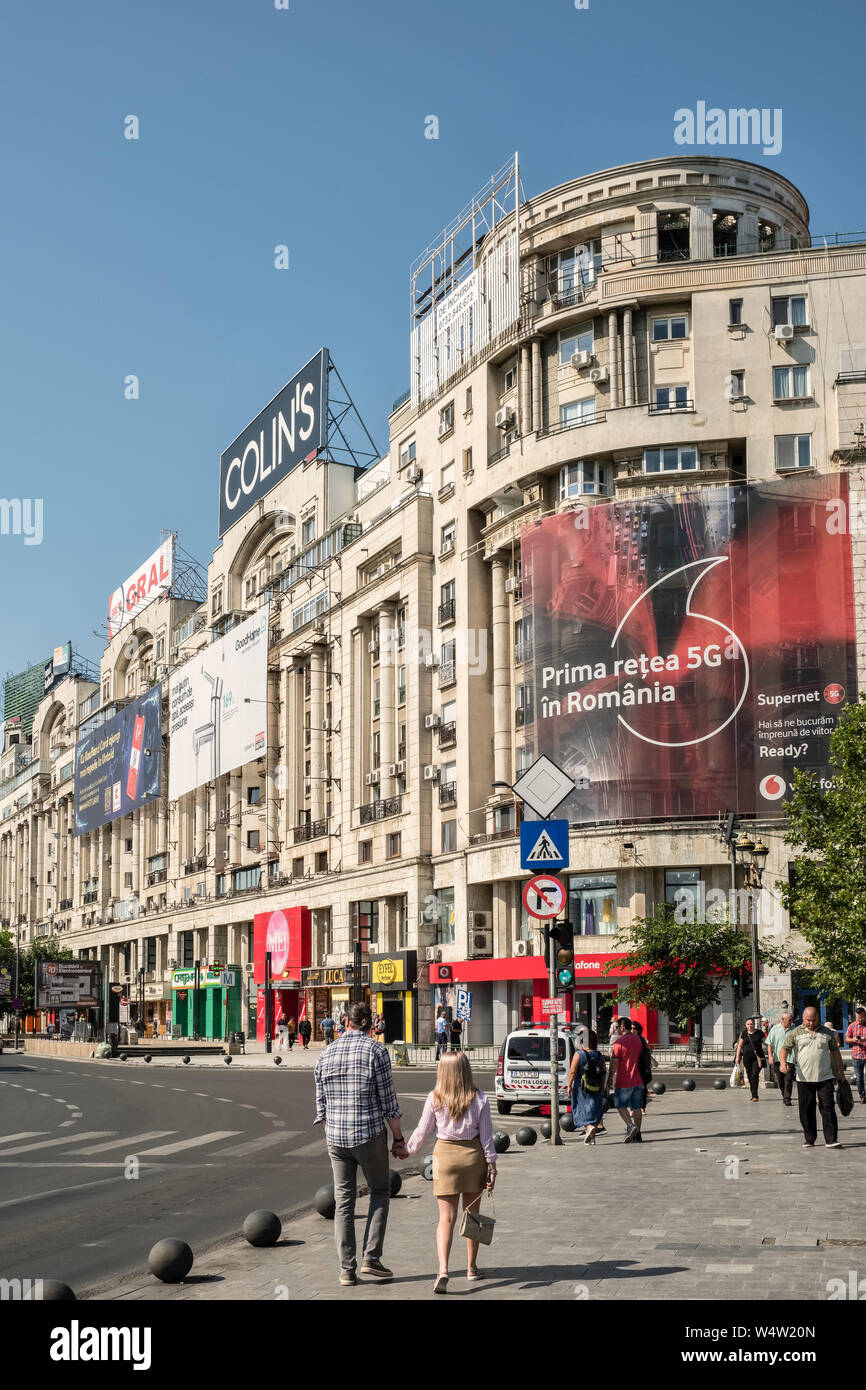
520 819 569 871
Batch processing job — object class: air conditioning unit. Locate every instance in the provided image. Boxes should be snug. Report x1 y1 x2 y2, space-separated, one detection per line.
322 717 331 732
387 763 399 777
468 911 488 930
504 577 520 595
424 713 441 730
774 324 795 342
424 653 439 670
469 928 493 958
494 406 516 430
514 939 532 957
425 946 442 962
437 421 450 438
314 619 327 636
407 463 423 483
395 759 406 776
367 640 379 654
571 350 594 369
589 366 609 384
423 765 440 781
365 769 380 786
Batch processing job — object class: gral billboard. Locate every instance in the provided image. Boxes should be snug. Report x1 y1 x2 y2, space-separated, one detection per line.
108 538 174 639
74 685 163 835
522 475 857 824
168 606 269 800
218 349 329 536
36 961 102 1008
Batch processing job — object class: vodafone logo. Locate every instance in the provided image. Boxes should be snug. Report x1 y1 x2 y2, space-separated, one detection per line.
265 911 291 975
824 683 845 705
759 774 787 801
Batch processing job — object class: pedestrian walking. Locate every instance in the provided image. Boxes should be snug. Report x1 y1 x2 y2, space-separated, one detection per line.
373 1012 386 1040
567 1029 606 1144
779 1006 847 1149
299 1016 312 1049
735 1018 766 1101
631 1018 652 1113
337 1014 348 1037
314 1001 405 1286
845 1006 866 1103
449 1016 463 1051
767 1012 796 1106
276 1016 289 1050
606 1017 646 1142
607 1018 620 1045
321 1015 335 1046
398 1052 496 1294
434 1009 449 1060
287 1016 297 1050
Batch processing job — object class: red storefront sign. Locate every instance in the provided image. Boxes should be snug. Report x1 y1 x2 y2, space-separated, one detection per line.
253 907 312 1040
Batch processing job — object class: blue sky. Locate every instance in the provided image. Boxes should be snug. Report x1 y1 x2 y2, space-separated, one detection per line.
1 0 864 691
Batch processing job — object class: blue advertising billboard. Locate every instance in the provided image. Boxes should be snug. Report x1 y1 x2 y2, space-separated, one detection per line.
74 685 163 835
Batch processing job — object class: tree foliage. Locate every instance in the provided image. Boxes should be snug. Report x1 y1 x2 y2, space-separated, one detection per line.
782 694 866 1004
0 930 77 1013
601 905 792 1029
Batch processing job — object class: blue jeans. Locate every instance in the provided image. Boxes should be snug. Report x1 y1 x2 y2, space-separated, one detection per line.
853 1058 866 1100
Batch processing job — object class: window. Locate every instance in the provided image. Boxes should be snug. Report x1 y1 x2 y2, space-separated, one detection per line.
654 385 690 410
155 636 165 660
652 315 688 341
372 679 380 718
212 588 223 617
397 665 406 706
665 870 702 923
102 679 110 703
125 838 133 853
291 591 328 632
245 574 258 601
144 937 157 971
729 298 743 326
657 209 690 262
124 872 133 889
301 517 316 547
568 875 617 936
247 786 261 805
644 446 698 474
125 669 137 696
440 461 455 493
439 578 455 623
559 398 596 428
775 434 812 471
292 857 304 878
399 436 416 469
179 930 194 968
493 804 515 833
247 830 260 850
386 832 401 859
441 820 457 853
359 839 372 864
771 295 807 329
729 370 745 401
773 365 810 400
559 325 594 364
351 900 379 948
462 447 473 475
439 401 454 435
502 364 517 393
712 210 739 257
436 887 455 945
465 386 472 413
372 731 381 769
548 242 602 299
396 895 408 949
440 640 456 685
315 850 328 873
441 520 456 554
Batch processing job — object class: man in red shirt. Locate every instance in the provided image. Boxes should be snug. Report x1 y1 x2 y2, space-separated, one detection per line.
845 1006 866 1103
606 1017 647 1142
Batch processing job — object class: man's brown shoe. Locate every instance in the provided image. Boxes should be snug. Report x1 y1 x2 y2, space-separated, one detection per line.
360 1258 394 1279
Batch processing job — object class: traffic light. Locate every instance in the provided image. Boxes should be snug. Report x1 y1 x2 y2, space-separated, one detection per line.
545 921 575 989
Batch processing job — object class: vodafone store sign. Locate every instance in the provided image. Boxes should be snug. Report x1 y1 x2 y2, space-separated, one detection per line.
265 911 291 975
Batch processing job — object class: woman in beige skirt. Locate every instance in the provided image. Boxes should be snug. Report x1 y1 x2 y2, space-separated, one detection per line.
401 1051 497 1293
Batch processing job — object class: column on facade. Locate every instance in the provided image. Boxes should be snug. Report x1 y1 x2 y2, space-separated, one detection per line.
157 794 167 856
309 643 326 822
689 201 713 261
285 663 299 836
111 817 122 900
377 604 397 798
227 770 239 866
737 205 759 255
265 668 279 861
636 204 658 263
279 664 291 850
623 307 635 407
519 343 532 434
132 809 141 901
71 815 80 912
351 628 365 800
194 787 206 859
490 556 512 788
608 310 620 409
530 337 543 434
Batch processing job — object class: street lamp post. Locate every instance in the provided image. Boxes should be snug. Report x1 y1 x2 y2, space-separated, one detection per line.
734 831 769 1027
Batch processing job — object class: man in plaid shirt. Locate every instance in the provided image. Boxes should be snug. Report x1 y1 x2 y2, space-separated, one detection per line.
845 1005 866 1103
314 1001 405 1286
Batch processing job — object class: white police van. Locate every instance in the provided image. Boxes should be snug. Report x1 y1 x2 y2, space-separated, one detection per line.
494 1023 588 1114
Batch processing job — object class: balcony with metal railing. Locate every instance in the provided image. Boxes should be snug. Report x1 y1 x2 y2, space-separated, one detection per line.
514 641 533 666
438 663 456 688
438 721 456 748
438 782 457 807
438 599 456 625
293 819 328 843
359 796 402 825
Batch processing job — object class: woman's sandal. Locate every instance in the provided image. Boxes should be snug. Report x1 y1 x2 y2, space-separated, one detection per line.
466 1268 484 1280
433 1272 449 1294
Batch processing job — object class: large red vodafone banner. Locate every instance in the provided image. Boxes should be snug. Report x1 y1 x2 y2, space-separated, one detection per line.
522 475 857 824
253 907 311 985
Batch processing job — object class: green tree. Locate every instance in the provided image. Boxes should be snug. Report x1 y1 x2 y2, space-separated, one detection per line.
0 930 76 1013
782 693 866 1004
601 905 793 1038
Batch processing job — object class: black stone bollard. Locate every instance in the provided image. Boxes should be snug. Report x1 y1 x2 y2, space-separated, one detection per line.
492 1131 510 1153
682 1078 696 1091
516 1126 537 1146
560 1114 576 1133
25 1279 76 1301
148 1238 194 1283
182 1055 191 1065
650 1080 666 1095
144 1055 152 1064
119 1053 128 1062
243 1210 282 1247
223 1055 232 1066
713 1078 727 1090
314 1184 336 1219
274 1055 282 1066
389 1169 402 1197
540 1120 553 1139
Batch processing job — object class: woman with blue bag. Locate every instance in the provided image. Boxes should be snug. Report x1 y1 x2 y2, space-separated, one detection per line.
567 1029 607 1145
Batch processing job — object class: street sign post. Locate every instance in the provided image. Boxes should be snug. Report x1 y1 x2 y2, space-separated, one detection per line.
520 819 569 873
522 874 567 920
512 755 575 819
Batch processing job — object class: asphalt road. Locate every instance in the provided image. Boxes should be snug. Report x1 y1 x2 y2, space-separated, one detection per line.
0 1054 495 1294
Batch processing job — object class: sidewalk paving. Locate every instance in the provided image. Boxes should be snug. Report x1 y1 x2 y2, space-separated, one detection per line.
99 1082 866 1302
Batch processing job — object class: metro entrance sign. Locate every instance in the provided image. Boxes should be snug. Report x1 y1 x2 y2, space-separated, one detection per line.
522 874 567 919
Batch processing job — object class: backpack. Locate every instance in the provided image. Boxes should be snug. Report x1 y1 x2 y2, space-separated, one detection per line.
637 1039 653 1085
580 1049 605 1093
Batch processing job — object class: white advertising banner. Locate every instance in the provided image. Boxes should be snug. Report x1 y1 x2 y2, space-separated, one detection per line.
108 538 174 638
168 606 269 799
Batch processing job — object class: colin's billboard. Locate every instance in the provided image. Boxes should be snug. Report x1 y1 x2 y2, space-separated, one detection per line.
74 685 163 834
522 475 857 824
218 349 329 535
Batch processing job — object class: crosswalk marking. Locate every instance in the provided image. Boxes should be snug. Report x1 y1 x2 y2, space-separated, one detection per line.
0 1132 48 1145
136 1130 241 1156
74 1131 177 1155
0 1131 114 1156
214 1131 302 1158
284 1138 326 1159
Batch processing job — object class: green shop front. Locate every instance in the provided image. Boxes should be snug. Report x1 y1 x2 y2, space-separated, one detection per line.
171 965 242 1040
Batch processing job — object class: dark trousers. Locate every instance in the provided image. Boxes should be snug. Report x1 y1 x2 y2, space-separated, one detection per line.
743 1055 762 1099
852 1058 866 1100
774 1061 795 1103
328 1129 390 1272
797 1079 837 1144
